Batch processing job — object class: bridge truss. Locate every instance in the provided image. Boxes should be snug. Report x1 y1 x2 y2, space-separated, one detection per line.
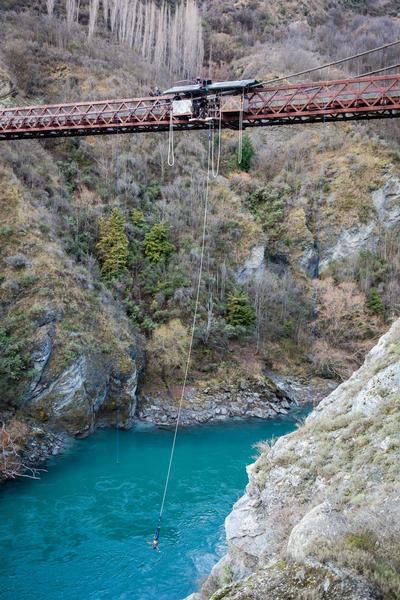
0 74 399 141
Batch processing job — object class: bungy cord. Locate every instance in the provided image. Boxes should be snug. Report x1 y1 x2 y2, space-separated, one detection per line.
167 107 175 167
153 127 213 542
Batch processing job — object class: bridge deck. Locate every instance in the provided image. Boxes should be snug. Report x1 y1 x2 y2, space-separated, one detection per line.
0 74 399 140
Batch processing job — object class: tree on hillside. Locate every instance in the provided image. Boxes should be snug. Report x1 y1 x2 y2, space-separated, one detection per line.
245 186 284 253
226 290 255 327
147 319 189 386
96 207 129 281
84 0 204 76
238 134 254 172
131 208 146 229
367 287 384 315
65 0 79 26
88 0 100 38
46 0 55 17
144 223 174 263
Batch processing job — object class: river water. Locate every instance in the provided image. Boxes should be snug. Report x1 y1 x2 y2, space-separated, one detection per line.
0 410 308 600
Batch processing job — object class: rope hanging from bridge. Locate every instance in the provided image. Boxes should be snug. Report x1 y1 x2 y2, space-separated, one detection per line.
237 92 244 165
167 109 175 167
146 38 400 550
211 106 222 178
153 126 213 546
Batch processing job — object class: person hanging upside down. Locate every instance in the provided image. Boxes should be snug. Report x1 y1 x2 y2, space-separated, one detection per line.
149 526 160 551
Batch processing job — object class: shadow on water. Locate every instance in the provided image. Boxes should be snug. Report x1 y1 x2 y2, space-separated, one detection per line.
0 407 311 600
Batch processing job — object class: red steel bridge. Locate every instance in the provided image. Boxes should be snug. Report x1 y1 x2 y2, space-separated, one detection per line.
0 74 399 141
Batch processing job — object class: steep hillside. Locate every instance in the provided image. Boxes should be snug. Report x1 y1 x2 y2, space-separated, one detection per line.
190 318 400 600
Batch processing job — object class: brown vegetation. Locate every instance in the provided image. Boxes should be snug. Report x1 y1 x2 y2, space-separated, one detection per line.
0 420 43 481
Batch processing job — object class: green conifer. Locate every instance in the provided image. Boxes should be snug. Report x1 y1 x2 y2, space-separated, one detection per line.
367 287 384 315
131 208 146 228
96 207 129 281
237 134 254 172
226 291 255 326
143 223 174 263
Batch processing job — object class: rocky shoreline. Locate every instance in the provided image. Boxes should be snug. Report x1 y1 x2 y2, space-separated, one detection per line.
137 374 336 427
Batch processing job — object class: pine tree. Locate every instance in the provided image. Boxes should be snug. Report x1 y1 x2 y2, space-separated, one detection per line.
238 134 254 172
367 287 384 315
226 291 255 327
144 223 174 263
131 208 146 228
96 207 129 281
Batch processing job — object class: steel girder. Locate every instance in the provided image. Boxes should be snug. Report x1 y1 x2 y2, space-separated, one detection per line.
0 74 399 141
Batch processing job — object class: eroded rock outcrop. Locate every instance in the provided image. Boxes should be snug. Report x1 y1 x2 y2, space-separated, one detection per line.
137 374 335 426
138 378 295 426
191 319 400 600
319 171 400 272
24 350 140 435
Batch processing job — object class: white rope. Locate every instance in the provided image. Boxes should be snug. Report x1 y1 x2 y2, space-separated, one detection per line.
260 39 400 86
211 105 222 179
157 131 212 525
167 107 175 167
237 92 244 165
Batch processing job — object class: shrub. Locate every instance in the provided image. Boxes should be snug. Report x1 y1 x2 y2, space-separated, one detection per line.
131 208 146 228
282 320 295 338
367 287 384 315
226 291 255 327
5 254 31 269
144 223 174 263
0 324 26 384
96 207 129 281
147 319 189 384
0 315 33 404
346 531 378 553
245 186 285 252
237 134 254 172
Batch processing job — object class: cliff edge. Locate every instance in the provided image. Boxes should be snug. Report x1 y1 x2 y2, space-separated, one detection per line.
190 319 400 600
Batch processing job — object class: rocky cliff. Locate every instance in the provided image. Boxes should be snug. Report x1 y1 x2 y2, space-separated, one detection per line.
190 319 400 600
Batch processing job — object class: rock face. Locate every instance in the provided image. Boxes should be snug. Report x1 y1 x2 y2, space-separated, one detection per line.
138 374 335 427
191 319 400 600
236 245 266 284
138 377 302 426
137 372 330 426
319 171 400 272
287 502 349 563
239 172 400 281
20 310 142 437
24 351 140 435
197 560 380 600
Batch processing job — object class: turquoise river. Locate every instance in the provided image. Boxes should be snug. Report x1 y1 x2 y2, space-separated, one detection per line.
0 410 308 600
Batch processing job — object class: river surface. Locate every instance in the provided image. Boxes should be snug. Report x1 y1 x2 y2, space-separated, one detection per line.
0 410 308 600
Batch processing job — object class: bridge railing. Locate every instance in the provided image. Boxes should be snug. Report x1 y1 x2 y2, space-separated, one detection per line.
248 74 400 120
0 74 399 139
